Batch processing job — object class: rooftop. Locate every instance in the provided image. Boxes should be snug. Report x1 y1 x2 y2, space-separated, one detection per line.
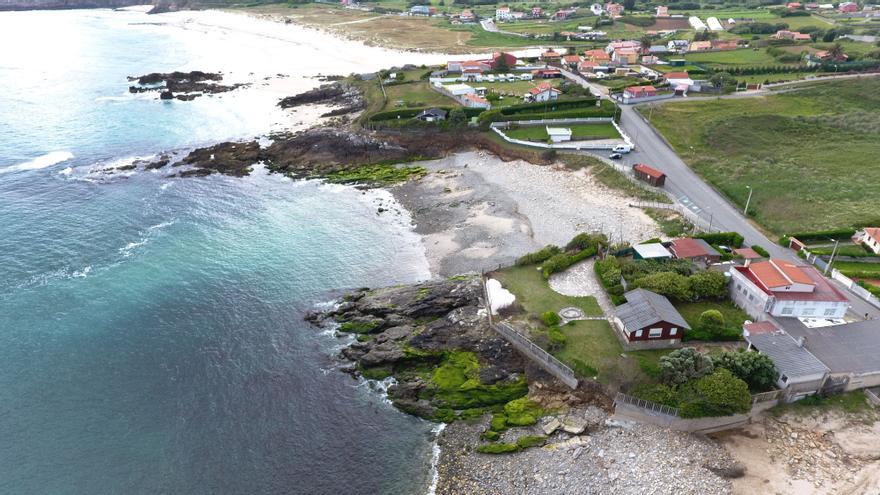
632 163 664 179
734 247 763 259
670 238 721 259
633 242 672 259
617 288 690 332
775 318 880 375
745 329 829 379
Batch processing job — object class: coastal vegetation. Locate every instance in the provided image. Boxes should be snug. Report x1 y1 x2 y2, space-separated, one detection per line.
640 77 880 235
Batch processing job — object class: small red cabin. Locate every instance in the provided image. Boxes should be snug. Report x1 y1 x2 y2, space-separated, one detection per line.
632 163 666 187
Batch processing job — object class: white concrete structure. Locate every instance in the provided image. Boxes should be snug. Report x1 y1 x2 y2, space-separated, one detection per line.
689 16 708 31
729 259 849 320
854 228 880 254
706 17 724 31
546 126 572 142
495 6 513 21
590 3 604 15
443 83 476 96
633 243 673 260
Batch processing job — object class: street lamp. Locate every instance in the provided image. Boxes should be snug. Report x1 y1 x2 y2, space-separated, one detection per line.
743 185 753 216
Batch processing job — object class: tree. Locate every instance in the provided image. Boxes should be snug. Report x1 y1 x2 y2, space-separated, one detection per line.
633 272 692 301
622 0 635 10
714 350 779 392
448 108 467 127
640 34 653 54
699 309 725 330
679 368 752 417
709 71 736 89
494 52 511 72
688 271 728 300
827 43 845 61
659 347 714 386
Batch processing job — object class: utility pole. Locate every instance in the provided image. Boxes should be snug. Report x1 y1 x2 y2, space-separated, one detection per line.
825 238 840 275
743 185 753 216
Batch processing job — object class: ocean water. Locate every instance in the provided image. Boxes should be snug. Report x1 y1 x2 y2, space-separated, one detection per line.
0 9 438 495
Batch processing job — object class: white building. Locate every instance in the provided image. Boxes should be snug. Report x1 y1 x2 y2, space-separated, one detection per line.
729 259 849 320
854 228 880 254
546 127 572 142
590 3 604 15
443 83 476 96
495 6 513 21
524 83 561 102
706 17 724 31
688 16 708 31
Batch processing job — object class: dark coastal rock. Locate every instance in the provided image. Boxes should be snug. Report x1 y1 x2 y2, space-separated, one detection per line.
176 141 261 177
127 71 243 100
145 157 170 170
277 82 365 117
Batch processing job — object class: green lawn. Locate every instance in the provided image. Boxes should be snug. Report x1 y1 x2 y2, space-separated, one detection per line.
832 261 880 275
684 48 782 67
493 265 603 317
382 81 454 111
674 301 750 330
640 77 880 235
504 122 620 141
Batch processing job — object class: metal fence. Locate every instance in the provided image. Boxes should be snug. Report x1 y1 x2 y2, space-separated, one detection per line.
493 322 579 389
751 389 782 404
614 392 680 417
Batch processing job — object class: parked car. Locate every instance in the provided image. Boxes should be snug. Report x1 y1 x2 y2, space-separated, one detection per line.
612 144 633 153
609 152 622 159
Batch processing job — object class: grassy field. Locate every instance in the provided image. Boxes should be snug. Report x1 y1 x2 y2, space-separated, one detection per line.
493 265 603 317
504 122 620 141
832 261 880 274
640 77 880 235
674 301 750 330
684 48 785 67
383 81 455 111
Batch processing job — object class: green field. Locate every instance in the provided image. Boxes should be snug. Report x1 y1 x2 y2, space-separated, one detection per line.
383 81 454 111
504 122 620 141
674 301 750 331
831 261 880 275
684 48 784 67
493 265 603 317
640 77 880 235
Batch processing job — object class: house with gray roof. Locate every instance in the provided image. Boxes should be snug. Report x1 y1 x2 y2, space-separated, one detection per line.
743 321 829 401
612 288 690 350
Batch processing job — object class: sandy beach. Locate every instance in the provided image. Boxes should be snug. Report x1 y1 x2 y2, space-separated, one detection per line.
392 151 661 277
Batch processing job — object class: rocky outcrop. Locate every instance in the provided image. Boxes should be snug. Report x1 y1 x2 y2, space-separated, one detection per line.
277 82 365 118
174 141 260 177
127 71 244 101
309 276 528 420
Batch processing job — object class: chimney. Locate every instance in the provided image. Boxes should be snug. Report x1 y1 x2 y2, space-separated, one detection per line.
744 258 752 268
796 336 806 347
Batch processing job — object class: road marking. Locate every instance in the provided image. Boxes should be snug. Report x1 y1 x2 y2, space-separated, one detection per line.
678 195 702 214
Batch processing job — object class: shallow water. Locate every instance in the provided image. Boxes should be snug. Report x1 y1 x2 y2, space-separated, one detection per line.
0 9 437 495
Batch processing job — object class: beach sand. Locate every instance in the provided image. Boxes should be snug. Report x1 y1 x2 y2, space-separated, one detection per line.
392 151 661 277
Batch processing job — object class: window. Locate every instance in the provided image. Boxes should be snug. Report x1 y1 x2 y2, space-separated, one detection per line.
781 307 793 315
649 328 663 338
803 308 815 316
635 329 643 338
669 328 677 336
824 308 837 316
781 374 788 384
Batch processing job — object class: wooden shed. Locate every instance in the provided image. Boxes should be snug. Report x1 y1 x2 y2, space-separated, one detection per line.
632 163 666 187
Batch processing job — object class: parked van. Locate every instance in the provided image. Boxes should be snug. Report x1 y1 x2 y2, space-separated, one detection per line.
612 144 633 153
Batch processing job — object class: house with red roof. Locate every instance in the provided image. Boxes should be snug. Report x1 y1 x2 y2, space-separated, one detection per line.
541 50 562 61
773 30 813 41
524 83 561 102
854 228 880 254
839 1 858 12
605 2 624 18
669 238 722 264
584 49 611 64
656 5 669 16
729 259 849 319
533 68 562 79
462 93 492 109
577 60 598 73
562 54 582 68
612 48 639 64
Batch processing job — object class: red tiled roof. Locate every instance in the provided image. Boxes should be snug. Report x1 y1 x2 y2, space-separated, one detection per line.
736 260 847 302
563 55 582 63
670 238 717 259
633 163 664 179
749 259 813 288
528 83 559 95
744 321 779 335
864 227 880 241
734 247 762 259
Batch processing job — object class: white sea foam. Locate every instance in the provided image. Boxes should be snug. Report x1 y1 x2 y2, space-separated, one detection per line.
2 151 74 174
59 167 73 176
71 266 92 278
119 239 148 257
426 423 447 495
148 220 175 231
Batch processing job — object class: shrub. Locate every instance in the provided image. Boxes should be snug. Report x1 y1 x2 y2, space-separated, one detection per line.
476 442 520 454
632 272 692 301
632 383 678 407
784 228 857 244
516 245 562 266
714 350 778 392
515 435 547 449
684 326 742 342
692 232 744 248
688 271 728 300
540 311 562 327
548 326 566 350
566 232 608 252
698 309 725 330
751 245 770 257
659 347 714 386
678 368 752 418
503 398 544 426
541 246 598 279
490 414 508 431
498 98 598 116
570 358 598 377
480 430 501 441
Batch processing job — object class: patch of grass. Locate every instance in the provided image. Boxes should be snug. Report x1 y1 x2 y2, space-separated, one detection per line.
427 351 529 410
338 320 380 333
771 391 877 418
324 164 427 186
504 123 621 142
675 301 750 332
582 160 672 204
503 397 544 426
383 81 454 111
515 435 547 449
684 48 784 67
832 261 880 275
494 265 603 317
476 442 520 454
360 365 393 380
640 77 880 235
643 208 696 237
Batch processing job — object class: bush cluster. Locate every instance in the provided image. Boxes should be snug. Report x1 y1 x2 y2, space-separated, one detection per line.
594 256 626 305
692 232 744 249
516 245 561 266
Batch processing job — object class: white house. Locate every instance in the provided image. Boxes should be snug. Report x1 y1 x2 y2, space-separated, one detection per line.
546 127 572 142
462 93 491 109
854 228 880 254
495 6 513 21
729 259 849 320
524 83 561 102
590 3 604 15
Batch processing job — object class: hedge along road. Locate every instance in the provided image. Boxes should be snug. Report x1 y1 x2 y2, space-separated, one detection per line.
585 99 880 320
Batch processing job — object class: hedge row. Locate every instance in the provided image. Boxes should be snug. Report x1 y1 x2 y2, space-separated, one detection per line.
485 107 617 123
368 106 482 122
778 227 857 246
594 256 626 306
692 232 744 249
516 245 562 266
498 98 599 116
542 246 598 279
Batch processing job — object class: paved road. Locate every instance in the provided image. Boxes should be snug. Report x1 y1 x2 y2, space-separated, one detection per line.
556 68 880 318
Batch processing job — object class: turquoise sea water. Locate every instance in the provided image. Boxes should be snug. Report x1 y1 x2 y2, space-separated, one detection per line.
0 9 435 495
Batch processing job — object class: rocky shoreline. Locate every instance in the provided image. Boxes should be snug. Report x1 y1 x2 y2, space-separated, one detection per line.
127 70 245 101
